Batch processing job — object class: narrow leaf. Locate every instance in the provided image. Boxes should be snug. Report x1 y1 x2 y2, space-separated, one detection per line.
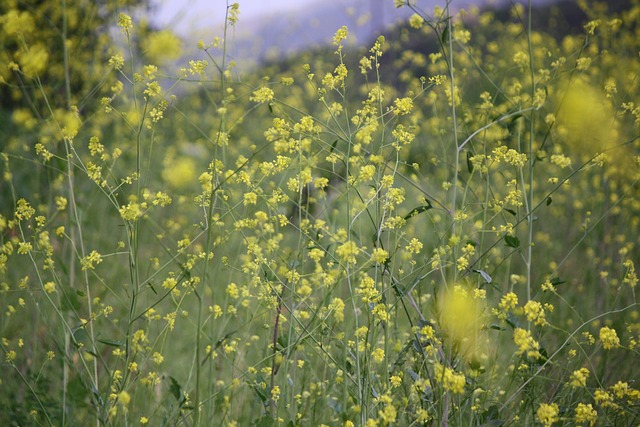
97 338 123 347
440 25 449 44
404 202 433 220
330 139 338 154
509 113 523 124
504 235 520 248
505 316 518 330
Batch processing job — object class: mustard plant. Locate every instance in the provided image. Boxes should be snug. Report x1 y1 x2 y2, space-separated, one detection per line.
1 0 639 426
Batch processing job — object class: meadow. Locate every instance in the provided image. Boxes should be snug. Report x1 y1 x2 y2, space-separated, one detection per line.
1 0 640 425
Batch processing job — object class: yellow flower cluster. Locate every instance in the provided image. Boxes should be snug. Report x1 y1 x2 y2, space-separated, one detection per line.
536 403 559 427
599 326 620 349
513 328 541 359
434 363 466 394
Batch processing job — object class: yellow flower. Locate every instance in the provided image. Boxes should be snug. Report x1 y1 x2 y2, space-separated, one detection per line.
117 390 131 407
575 403 597 426
372 348 385 363
329 298 345 322
389 375 402 388
17 44 49 77
497 292 518 319
599 326 620 350
393 97 413 115
440 284 486 360
163 157 196 189
409 13 424 29
1 10 35 35
271 385 281 402
43 281 56 294
405 238 423 254
570 368 590 388
15 199 35 220
243 192 258 206
434 363 466 394
524 300 547 326
594 389 617 409
145 30 182 64
80 250 103 271
359 164 376 182
187 59 208 75
371 248 389 264
333 26 348 46
336 240 359 265
623 260 638 288
372 303 389 322
250 87 275 103
117 13 133 34
550 154 572 168
536 403 559 426
226 283 239 299
555 77 617 162
513 328 541 359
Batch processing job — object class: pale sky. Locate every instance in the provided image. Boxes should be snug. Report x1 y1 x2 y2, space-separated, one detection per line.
151 0 558 36
148 0 554 70
151 0 326 36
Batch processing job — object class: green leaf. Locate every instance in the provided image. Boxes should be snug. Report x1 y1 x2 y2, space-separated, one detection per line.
330 139 338 154
97 338 123 347
404 202 433 220
537 347 549 365
277 335 289 350
508 113 523 124
147 282 158 295
505 313 520 330
504 235 520 248
168 376 184 404
249 376 269 404
440 24 449 45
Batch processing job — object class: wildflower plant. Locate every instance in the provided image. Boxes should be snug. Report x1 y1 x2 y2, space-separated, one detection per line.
1 0 640 426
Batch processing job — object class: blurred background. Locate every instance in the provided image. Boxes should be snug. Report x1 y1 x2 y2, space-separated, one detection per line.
149 0 558 68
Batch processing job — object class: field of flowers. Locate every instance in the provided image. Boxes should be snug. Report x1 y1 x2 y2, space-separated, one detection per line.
1 0 639 425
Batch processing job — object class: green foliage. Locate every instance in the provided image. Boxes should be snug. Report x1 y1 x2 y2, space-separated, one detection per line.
1 0 640 426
